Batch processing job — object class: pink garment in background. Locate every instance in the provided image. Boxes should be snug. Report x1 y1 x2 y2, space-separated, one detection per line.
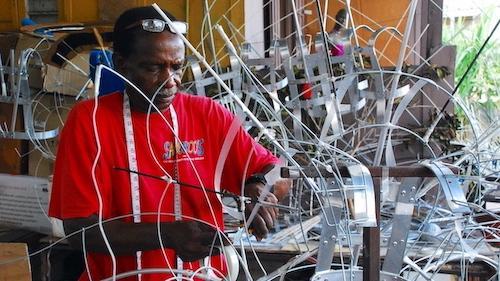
330 43 344 57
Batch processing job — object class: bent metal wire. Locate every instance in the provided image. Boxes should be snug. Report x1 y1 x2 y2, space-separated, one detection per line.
1 1 499 281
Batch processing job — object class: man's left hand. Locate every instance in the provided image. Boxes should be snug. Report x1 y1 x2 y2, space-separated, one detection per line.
244 182 278 240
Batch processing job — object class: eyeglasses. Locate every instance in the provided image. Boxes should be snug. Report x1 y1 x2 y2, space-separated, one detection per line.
124 19 188 34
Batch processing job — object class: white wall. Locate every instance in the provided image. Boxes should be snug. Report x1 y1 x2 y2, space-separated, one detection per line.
244 0 265 58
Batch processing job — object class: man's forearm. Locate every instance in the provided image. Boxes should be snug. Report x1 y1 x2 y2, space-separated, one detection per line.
63 216 223 261
64 216 170 255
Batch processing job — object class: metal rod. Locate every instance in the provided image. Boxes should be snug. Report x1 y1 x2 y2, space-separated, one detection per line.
437 19 500 118
313 0 337 97
114 167 297 212
9 50 17 132
281 165 458 178
0 53 6 96
203 0 222 78
114 166 237 198
290 0 311 80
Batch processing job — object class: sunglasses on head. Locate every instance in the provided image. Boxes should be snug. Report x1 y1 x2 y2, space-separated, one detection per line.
124 19 188 34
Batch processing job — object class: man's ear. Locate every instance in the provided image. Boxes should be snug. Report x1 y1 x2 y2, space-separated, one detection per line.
113 53 126 73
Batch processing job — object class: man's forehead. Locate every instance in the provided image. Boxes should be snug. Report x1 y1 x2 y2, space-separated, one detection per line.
128 32 185 58
132 32 184 48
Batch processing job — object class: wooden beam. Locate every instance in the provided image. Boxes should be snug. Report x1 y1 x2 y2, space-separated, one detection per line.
0 243 31 281
363 178 380 281
281 165 457 178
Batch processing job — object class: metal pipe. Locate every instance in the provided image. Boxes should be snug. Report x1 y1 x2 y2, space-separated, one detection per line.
290 0 311 80
0 54 6 96
373 0 419 166
9 50 18 132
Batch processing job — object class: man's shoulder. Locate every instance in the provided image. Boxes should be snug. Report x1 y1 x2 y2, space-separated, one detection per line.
175 92 221 111
71 92 123 116
176 92 214 105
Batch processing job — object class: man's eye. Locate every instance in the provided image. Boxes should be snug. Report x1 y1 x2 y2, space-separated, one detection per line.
172 64 183 71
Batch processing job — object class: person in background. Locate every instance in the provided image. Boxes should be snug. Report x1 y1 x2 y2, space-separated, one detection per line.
329 8 347 57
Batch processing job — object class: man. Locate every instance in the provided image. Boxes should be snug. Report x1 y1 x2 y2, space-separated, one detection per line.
49 6 280 280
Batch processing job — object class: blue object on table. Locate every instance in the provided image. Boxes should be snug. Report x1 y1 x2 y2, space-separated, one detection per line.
89 49 125 96
22 17 54 37
21 18 36 26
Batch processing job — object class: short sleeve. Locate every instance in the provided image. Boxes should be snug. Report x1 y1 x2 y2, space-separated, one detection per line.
206 100 278 194
48 101 110 219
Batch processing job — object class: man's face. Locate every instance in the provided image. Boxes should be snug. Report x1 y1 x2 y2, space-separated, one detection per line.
117 31 185 112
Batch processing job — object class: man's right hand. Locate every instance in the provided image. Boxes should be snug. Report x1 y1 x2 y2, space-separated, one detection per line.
63 216 225 260
163 220 223 262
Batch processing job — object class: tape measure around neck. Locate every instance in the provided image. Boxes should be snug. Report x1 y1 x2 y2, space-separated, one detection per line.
123 94 183 272
123 96 183 219
123 94 141 223
169 106 182 221
169 105 184 272
123 93 143 279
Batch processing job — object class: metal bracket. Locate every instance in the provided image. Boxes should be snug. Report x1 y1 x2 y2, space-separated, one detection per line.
347 164 377 227
382 177 421 274
311 269 407 281
314 206 342 272
421 161 471 213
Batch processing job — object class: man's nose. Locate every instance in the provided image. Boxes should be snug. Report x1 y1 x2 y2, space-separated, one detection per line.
160 69 179 88
164 76 177 88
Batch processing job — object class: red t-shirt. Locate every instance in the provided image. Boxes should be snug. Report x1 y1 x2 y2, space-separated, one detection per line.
49 92 277 280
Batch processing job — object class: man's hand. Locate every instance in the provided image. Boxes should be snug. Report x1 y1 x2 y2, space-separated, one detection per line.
63 216 227 260
244 182 279 240
163 221 223 261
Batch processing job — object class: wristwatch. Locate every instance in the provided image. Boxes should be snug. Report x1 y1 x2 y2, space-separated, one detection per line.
245 173 267 186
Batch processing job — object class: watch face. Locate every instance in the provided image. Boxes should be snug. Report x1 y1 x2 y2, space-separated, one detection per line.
246 174 267 185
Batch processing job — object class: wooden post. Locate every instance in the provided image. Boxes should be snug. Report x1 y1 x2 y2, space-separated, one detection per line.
363 177 381 281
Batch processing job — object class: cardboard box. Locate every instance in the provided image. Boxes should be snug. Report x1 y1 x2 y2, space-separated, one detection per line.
27 93 76 177
43 52 91 97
